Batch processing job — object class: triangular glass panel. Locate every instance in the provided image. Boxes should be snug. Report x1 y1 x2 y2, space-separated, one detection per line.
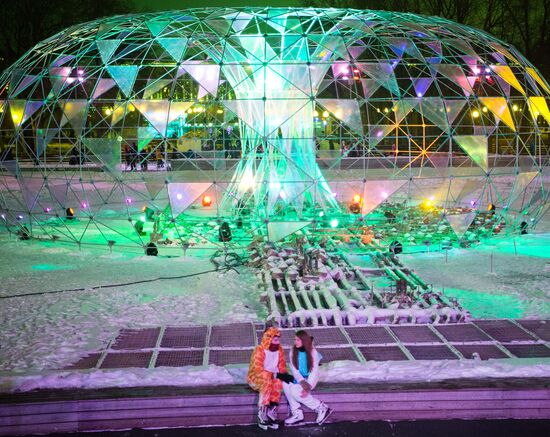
356 63 400 96
432 64 473 96
412 77 433 97
444 99 467 125
362 179 407 215
454 135 488 172
527 97 550 124
59 100 88 136
168 101 193 124
316 99 363 134
1 161 20 177
48 183 68 207
419 97 447 131
360 78 380 98
221 99 265 136
96 39 122 64
145 179 166 200
146 20 170 36
137 126 158 152
107 65 139 98
132 100 170 135
167 182 212 217
267 221 311 242
157 37 188 62
82 138 121 173
12 74 39 97
446 212 476 238
525 67 550 94
143 79 172 99
479 97 516 131
182 63 220 97
92 78 117 99
491 65 525 95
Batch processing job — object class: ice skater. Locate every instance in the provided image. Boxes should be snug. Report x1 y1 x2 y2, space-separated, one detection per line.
247 327 287 430
283 330 332 426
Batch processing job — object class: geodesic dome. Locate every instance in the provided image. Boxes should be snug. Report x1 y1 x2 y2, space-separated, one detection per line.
0 7 549 249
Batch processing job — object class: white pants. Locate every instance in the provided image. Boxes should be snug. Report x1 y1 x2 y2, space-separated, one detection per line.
283 382 321 412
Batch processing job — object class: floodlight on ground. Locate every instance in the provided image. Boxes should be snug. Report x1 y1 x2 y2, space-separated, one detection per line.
145 242 158 256
66 208 75 220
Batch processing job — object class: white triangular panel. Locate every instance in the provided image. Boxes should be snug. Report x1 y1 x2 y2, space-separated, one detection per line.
317 99 363 134
362 179 407 215
168 182 212 216
267 221 311 242
446 212 476 238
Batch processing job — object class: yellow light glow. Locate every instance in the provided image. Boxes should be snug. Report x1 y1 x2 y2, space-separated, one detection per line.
128 104 135 112
352 194 361 203
482 106 488 113
383 107 389 113
472 110 480 118
512 104 519 111
104 108 112 116
216 109 223 114
313 110 319 117
322 111 329 118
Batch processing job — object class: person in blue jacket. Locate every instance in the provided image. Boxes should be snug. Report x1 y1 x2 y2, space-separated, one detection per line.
281 330 332 425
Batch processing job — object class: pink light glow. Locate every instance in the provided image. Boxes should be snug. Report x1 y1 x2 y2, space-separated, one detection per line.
126 198 132 204
44 207 52 213
381 192 388 199
81 202 88 208
472 66 481 74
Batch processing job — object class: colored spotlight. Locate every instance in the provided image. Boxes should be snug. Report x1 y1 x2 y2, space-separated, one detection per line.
202 195 212 207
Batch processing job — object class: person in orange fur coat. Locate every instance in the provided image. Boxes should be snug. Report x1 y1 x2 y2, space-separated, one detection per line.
248 327 292 430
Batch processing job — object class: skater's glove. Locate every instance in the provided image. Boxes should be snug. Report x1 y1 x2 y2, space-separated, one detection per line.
299 380 312 392
276 373 294 383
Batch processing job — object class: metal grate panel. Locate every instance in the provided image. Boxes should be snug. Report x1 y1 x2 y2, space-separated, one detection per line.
406 345 459 360
345 326 396 344
517 320 550 342
256 329 296 348
434 324 491 343
209 323 255 347
100 352 153 369
111 328 161 350
155 350 204 367
65 353 101 370
304 327 349 345
474 320 536 342
160 326 207 348
502 344 550 358
316 347 360 363
208 349 253 366
390 325 443 343
453 344 509 360
359 346 409 361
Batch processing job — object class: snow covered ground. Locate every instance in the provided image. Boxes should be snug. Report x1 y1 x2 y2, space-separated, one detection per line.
1 220 549 393
402 233 550 319
0 236 264 373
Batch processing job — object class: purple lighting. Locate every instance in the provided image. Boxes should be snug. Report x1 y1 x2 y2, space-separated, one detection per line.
44 207 52 213
126 198 132 204
470 200 476 207
81 202 88 208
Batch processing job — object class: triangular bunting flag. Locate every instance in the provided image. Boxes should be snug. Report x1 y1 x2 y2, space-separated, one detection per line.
12 74 39 97
454 135 488 172
267 221 311 242
432 64 473 96
107 65 139 98
362 179 407 215
143 79 172 99
9 100 42 127
479 97 516 131
146 20 169 36
412 77 433 97
508 171 538 210
419 97 448 131
446 212 476 238
167 182 212 216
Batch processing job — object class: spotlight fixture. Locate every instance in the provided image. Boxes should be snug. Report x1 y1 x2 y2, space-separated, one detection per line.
66 207 75 220
202 195 212 207
145 242 158 256
219 221 232 242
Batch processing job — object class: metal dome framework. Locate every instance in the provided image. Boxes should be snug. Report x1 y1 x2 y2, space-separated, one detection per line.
0 7 549 249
